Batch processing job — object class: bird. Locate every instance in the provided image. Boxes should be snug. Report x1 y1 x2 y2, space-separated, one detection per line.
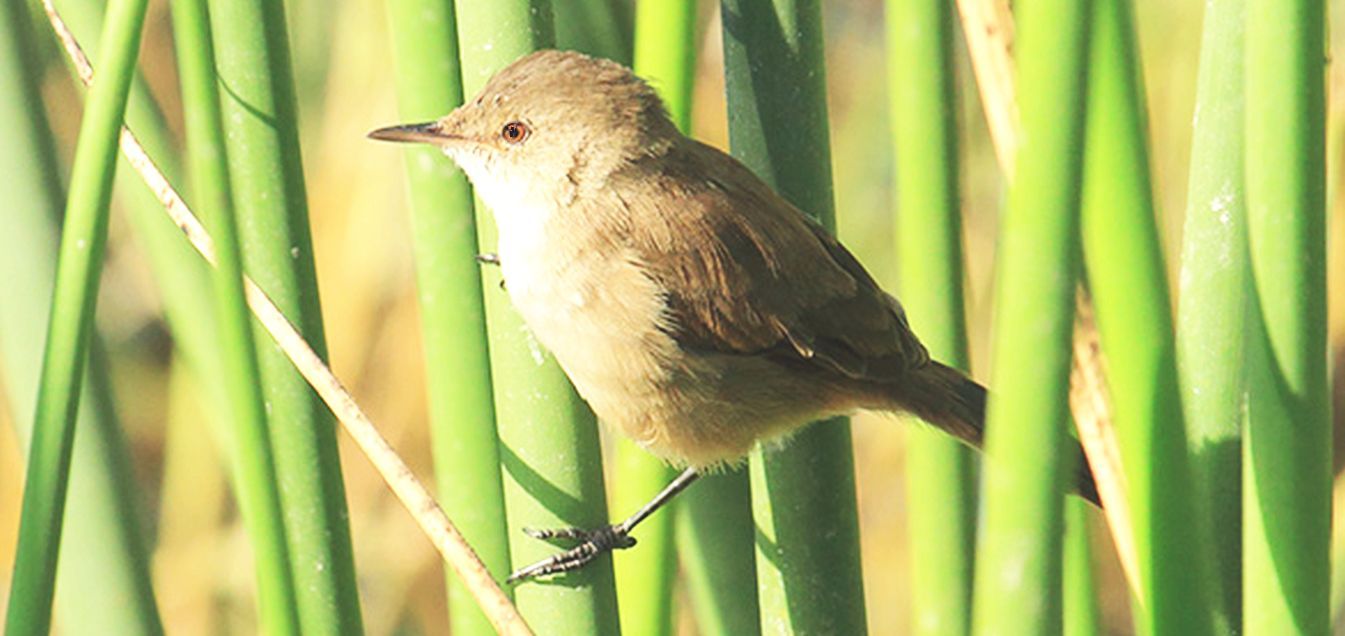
370 49 1099 583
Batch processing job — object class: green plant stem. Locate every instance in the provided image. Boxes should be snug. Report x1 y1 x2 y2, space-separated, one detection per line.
56 0 224 414
606 3 699 634
1243 0 1331 631
609 438 677 635
1063 501 1101 636
633 0 695 129
720 0 867 632
676 473 761 636
1175 0 1246 631
553 0 632 62
455 2 621 633
170 0 300 631
383 0 513 633
0 1 161 633
969 0 1091 631
886 0 976 632
204 0 364 631
1079 0 1212 633
3 0 149 631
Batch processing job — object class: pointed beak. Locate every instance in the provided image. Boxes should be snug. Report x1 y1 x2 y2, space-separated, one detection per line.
367 121 460 145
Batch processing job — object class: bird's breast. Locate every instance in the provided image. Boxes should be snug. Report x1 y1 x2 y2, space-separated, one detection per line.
496 218 683 426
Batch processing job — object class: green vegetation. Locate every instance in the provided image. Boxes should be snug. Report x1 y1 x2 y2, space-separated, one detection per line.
971 0 1091 631
887 0 976 631
4 0 150 631
2 0 1336 633
383 0 512 633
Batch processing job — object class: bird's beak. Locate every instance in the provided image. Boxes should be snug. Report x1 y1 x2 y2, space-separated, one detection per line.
367 121 461 145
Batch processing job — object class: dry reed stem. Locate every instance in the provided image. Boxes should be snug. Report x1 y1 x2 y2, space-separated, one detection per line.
41 4 532 633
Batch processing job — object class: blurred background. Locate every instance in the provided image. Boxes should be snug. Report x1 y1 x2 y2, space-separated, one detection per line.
0 0 1341 633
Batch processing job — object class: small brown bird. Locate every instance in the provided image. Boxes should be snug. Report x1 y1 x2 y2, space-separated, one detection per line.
371 49 1098 582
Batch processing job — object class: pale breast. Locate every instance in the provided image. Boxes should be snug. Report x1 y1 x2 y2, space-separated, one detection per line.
498 216 682 431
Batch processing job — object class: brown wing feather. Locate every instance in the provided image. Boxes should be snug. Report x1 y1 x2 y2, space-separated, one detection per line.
608 139 928 382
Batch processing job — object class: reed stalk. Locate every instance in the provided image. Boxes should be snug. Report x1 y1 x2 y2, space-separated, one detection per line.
886 0 976 631
1063 501 1101 636
455 1 621 632
1080 0 1211 632
0 5 161 632
1175 0 1247 631
204 0 364 630
1242 0 1331 631
721 0 867 632
170 0 301 630
383 0 512 632
3 0 149 631
602 2 698 634
969 0 1091 630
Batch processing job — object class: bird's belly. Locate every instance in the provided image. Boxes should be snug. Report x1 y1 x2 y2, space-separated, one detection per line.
501 248 679 415
498 247 842 469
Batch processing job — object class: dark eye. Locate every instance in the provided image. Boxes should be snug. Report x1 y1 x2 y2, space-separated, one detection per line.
501 121 530 144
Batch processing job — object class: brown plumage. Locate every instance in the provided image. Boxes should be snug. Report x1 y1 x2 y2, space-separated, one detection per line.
372 49 1100 501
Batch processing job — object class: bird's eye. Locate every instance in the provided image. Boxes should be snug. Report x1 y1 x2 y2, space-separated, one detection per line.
501 121 530 144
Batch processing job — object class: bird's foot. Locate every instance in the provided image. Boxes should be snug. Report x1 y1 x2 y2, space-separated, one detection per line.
506 524 636 583
473 253 507 289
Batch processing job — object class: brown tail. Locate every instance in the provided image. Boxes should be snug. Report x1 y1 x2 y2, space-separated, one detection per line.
897 361 1101 507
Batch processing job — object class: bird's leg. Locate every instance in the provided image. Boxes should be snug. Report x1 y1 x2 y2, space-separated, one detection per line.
507 467 701 583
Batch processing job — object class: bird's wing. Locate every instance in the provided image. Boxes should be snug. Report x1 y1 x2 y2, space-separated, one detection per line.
609 141 929 381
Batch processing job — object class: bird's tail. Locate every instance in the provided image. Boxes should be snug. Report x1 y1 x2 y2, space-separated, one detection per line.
895 361 1101 507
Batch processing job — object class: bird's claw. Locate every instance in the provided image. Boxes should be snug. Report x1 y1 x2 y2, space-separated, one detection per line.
475 252 500 266
506 524 636 584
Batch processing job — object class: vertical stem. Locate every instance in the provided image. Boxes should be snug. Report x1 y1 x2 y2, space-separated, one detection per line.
633 0 695 130
553 0 632 62
677 474 761 636
0 1 162 633
3 0 149 632
969 0 1091 631
57 0 227 424
383 0 512 633
720 0 867 632
455 2 621 633
1175 0 1246 630
886 0 976 632
170 0 300 631
1062 501 1101 636
205 0 364 630
1243 0 1331 631
609 2 698 634
1079 0 1212 633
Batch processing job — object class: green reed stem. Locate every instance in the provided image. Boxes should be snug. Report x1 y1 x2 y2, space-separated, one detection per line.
0 3 161 633
1242 0 1331 631
3 0 148 632
969 0 1091 631
455 1 621 633
204 0 364 630
1080 0 1212 632
1175 0 1247 631
170 0 300 631
887 0 976 631
1063 501 1101 636
721 0 867 632
383 0 512 633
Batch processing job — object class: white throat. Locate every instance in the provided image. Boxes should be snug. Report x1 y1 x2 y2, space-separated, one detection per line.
444 147 558 302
